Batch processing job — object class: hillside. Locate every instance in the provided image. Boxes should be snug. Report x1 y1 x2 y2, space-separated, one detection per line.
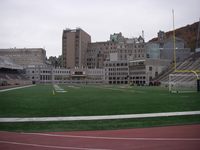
149 21 200 51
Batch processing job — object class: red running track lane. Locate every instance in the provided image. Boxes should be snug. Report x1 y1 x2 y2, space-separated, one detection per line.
0 124 200 150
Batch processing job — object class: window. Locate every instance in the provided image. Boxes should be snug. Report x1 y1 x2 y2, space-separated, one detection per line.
149 76 152 81
155 72 158 77
149 66 152 71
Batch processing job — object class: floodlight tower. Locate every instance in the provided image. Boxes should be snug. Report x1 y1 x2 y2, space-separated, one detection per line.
172 9 176 72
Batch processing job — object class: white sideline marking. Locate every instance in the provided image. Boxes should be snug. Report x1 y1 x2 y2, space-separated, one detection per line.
0 111 200 122
93 86 145 93
0 140 110 150
23 133 200 141
0 85 35 92
68 85 80 89
57 91 67 93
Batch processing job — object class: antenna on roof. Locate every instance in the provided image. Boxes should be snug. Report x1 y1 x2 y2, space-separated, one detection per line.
142 30 144 41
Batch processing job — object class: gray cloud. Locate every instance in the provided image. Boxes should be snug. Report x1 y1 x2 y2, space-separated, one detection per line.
0 0 199 57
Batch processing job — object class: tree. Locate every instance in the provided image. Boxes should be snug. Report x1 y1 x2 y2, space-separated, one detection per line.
47 55 63 68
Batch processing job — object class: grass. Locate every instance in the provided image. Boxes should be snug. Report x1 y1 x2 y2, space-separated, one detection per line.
0 84 199 117
0 84 199 132
0 115 200 132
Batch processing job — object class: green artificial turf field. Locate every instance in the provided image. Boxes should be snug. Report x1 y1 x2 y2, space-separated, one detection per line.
0 84 200 131
0 84 200 117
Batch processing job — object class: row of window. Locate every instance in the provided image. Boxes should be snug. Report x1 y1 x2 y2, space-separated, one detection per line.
40 75 51 80
106 76 145 80
108 77 128 80
87 71 104 74
107 72 128 76
130 76 146 79
108 81 128 84
29 70 70 74
105 63 128 67
88 48 145 53
106 68 128 71
53 70 70 74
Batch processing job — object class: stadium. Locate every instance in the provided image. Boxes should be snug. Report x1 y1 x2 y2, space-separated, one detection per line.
0 45 200 150
0 17 200 150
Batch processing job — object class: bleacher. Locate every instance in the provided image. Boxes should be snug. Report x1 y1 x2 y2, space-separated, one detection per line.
154 52 200 86
0 56 31 88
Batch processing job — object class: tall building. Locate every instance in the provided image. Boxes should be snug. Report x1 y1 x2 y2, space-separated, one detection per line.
62 28 91 69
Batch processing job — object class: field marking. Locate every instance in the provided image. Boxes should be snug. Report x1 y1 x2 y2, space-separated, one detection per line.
0 85 35 92
53 84 67 93
68 85 81 89
22 133 200 141
91 86 145 93
0 140 110 150
0 111 200 123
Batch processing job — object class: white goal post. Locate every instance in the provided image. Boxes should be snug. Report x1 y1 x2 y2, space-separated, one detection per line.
169 73 199 93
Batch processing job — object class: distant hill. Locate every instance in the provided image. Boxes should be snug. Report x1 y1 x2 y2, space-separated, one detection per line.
149 21 200 51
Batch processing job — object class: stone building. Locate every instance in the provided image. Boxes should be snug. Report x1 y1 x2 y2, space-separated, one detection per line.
128 59 170 85
87 33 145 69
8 29 192 85
146 31 191 62
104 58 170 85
26 66 104 84
104 60 128 84
87 42 108 68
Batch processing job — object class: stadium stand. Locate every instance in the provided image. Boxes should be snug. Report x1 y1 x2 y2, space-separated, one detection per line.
0 56 31 89
153 52 200 85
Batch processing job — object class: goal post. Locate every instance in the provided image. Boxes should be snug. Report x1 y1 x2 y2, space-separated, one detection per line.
171 10 200 93
198 79 200 92
169 73 199 93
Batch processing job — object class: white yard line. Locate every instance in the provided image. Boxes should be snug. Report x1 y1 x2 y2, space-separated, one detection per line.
0 85 35 92
0 111 200 123
92 86 145 93
0 140 110 150
53 84 67 93
68 85 80 89
22 133 200 141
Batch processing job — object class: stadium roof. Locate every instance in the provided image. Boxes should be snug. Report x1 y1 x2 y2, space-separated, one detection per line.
0 56 23 70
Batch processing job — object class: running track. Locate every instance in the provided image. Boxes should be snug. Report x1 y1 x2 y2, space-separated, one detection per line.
0 124 200 150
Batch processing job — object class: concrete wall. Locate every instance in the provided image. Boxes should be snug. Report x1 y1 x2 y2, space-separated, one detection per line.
0 48 46 67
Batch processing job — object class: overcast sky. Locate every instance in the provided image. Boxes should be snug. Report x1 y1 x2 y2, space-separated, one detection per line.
0 0 199 57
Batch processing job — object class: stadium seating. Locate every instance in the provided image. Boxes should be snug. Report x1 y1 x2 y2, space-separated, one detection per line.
0 56 31 88
154 52 200 85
